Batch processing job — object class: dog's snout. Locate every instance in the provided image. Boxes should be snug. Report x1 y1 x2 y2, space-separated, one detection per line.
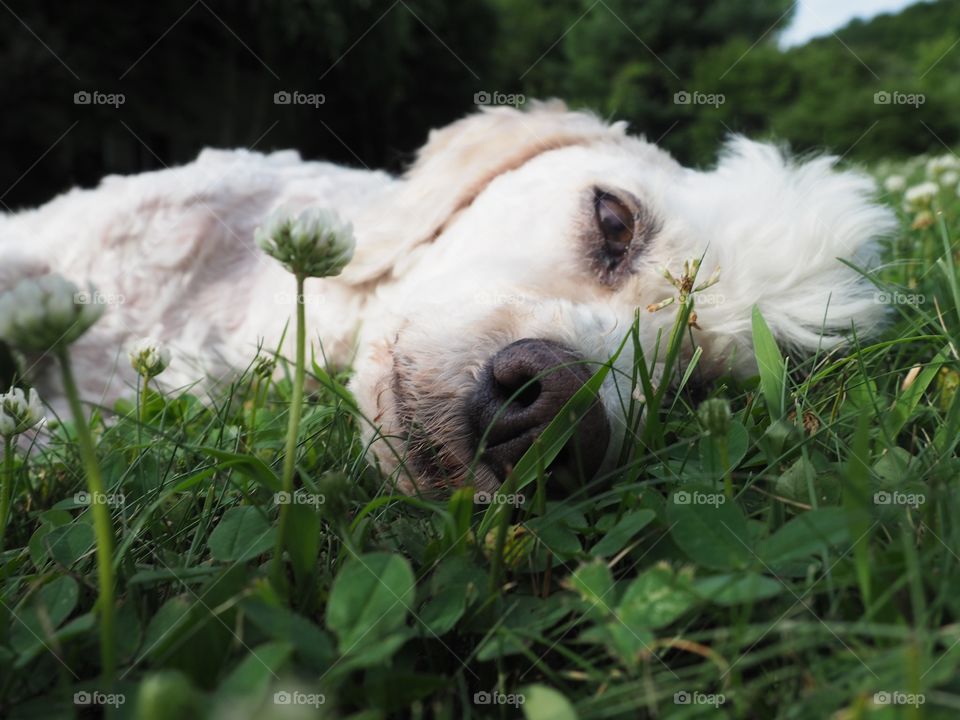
472 339 578 445
468 338 610 482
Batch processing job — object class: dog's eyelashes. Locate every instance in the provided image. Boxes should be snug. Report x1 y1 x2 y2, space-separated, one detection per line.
587 187 660 286
595 192 634 257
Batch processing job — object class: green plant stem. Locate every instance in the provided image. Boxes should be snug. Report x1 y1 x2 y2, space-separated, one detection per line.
247 374 262 450
719 441 733 499
487 503 511 597
1 435 13 551
57 347 115 683
139 376 149 426
273 273 306 588
643 297 694 448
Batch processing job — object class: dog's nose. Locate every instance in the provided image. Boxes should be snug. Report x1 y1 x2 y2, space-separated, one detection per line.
468 338 610 481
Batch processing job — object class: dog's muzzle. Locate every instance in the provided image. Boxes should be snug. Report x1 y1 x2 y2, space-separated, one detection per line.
467 338 610 483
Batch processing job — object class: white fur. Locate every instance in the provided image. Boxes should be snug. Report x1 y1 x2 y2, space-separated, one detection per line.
1 102 894 492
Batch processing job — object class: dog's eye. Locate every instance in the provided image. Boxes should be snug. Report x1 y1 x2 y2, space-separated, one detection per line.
595 192 635 257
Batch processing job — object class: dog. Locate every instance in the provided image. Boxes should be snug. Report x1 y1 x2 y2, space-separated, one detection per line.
0 101 895 495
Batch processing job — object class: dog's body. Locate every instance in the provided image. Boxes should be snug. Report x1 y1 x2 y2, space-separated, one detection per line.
2 149 391 403
1 102 895 494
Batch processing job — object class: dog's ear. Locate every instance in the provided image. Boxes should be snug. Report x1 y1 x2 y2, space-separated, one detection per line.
339 100 627 285
688 137 897 376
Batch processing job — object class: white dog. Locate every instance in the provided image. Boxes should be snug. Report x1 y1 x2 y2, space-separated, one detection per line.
0 101 894 495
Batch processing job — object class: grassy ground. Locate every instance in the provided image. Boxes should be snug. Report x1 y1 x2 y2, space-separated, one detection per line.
2 156 960 719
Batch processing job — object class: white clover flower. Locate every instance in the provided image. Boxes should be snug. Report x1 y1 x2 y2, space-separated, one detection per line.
939 170 959 188
883 175 906 193
925 154 960 180
128 337 170 379
255 207 355 278
903 181 939 213
0 386 44 436
0 274 103 352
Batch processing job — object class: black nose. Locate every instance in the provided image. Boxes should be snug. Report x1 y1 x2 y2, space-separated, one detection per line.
468 338 610 482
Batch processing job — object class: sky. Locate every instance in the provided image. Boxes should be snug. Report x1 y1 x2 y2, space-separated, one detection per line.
779 0 931 47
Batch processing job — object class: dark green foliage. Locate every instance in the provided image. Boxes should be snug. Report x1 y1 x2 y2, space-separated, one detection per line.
2 0 957 209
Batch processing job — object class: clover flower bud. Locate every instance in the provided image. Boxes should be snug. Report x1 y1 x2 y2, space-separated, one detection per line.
925 154 959 181
253 354 277 379
256 207 355 278
0 274 103 352
129 337 170 379
903 182 938 214
698 397 732 436
883 175 905 193
0 386 44 437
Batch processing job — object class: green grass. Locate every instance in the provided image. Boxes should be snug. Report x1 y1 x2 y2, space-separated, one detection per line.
2 159 960 719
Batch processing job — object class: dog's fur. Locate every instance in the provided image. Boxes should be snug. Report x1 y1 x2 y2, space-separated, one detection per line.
1 101 895 493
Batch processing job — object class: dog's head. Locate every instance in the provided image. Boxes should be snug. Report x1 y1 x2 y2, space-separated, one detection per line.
341 101 895 495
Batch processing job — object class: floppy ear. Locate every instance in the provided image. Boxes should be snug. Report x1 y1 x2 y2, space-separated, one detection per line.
339 100 628 284
687 137 897 376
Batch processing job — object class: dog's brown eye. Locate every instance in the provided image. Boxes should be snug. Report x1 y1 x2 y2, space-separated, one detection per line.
595 193 635 257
